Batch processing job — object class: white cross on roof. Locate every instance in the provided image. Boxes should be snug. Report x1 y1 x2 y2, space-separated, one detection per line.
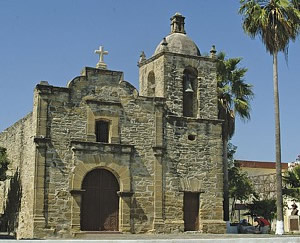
94 46 108 69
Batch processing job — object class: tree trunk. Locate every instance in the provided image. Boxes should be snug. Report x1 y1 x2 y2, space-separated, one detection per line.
273 52 284 235
230 197 236 222
223 136 229 222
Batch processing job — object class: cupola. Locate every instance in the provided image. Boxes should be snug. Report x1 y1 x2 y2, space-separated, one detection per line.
154 13 200 56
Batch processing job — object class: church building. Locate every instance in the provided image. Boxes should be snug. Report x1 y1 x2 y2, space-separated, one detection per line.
0 13 226 239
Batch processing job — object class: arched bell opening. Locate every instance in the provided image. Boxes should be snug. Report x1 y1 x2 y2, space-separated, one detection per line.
147 71 156 97
183 68 198 117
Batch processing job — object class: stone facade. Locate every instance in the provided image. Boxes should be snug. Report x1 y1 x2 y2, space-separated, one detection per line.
0 13 226 239
0 112 35 237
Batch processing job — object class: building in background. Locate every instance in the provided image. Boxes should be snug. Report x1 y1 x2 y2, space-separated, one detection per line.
232 159 299 233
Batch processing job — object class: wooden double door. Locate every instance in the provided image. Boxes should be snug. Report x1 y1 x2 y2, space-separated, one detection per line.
81 169 119 231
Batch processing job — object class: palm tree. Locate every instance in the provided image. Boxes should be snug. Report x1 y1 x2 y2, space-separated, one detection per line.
283 164 300 200
216 52 254 222
239 0 300 234
292 0 300 10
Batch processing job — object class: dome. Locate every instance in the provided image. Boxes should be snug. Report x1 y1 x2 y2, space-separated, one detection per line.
154 32 200 56
153 13 200 56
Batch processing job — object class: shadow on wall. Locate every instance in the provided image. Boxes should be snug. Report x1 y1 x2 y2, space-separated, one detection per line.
0 170 22 235
131 197 148 233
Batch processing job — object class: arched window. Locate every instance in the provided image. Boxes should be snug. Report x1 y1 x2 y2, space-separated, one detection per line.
183 69 197 117
147 71 155 97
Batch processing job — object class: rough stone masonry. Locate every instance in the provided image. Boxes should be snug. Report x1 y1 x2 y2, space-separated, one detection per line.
0 13 226 239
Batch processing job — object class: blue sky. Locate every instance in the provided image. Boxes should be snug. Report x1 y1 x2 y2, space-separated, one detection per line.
0 0 299 163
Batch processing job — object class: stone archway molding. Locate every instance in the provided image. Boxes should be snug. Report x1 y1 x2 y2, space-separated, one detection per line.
70 156 132 234
70 159 131 192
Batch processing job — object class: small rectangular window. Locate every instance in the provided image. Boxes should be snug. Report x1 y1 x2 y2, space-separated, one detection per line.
95 120 109 143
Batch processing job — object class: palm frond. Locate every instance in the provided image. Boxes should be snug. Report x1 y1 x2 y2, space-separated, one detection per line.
217 53 254 138
239 0 300 55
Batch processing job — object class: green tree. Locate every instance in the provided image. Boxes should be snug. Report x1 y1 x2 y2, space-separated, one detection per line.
283 164 300 201
228 161 256 221
245 198 277 222
227 142 238 168
0 147 9 181
217 52 254 221
239 0 300 234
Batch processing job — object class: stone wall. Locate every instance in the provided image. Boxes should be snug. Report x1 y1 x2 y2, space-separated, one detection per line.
34 68 160 236
249 173 277 200
138 50 225 233
35 82 87 238
139 52 218 120
139 54 165 98
163 115 224 233
0 59 225 237
0 112 36 238
120 97 158 233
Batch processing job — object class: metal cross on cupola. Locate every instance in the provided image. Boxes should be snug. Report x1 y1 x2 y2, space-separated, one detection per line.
95 46 108 69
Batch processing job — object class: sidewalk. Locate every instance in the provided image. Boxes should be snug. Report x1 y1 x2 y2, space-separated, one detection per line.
0 233 300 243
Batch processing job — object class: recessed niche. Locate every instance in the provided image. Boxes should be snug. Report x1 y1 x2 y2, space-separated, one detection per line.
188 134 196 141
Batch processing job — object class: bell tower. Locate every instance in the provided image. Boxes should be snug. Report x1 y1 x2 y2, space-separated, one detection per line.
138 13 218 120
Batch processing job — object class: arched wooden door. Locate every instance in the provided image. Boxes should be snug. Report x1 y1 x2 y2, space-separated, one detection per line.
81 169 119 231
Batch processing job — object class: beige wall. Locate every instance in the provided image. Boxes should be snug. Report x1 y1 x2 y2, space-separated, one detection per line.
0 112 36 238
240 167 276 177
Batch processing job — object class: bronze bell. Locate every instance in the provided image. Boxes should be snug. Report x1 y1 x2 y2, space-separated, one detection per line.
184 75 194 93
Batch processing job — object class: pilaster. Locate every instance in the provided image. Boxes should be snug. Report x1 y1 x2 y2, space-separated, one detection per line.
32 85 50 236
34 84 50 137
117 191 134 233
153 107 165 230
70 190 85 231
33 137 49 234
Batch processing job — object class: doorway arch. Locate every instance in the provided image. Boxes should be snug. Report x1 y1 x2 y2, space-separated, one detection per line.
80 168 120 231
